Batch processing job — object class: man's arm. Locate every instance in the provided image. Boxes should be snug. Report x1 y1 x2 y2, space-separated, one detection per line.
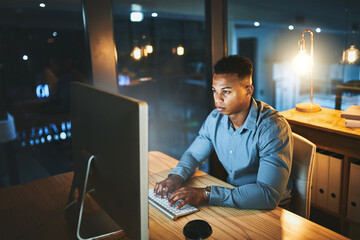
169 137 213 180
209 119 293 209
154 117 215 198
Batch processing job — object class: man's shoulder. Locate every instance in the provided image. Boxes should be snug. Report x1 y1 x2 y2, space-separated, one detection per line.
255 100 289 127
255 100 282 118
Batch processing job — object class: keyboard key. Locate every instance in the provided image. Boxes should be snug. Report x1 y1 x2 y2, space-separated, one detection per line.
148 189 199 220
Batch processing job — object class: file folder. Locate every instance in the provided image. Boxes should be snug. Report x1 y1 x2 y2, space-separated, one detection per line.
347 162 360 222
316 152 329 207
327 155 342 213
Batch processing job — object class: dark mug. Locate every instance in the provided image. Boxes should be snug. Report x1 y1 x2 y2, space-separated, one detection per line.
183 219 212 240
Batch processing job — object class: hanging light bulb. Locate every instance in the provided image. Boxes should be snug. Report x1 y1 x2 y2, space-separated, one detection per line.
145 44 153 54
343 45 359 64
293 52 312 75
130 43 154 60
292 37 312 75
177 45 184 56
131 46 142 60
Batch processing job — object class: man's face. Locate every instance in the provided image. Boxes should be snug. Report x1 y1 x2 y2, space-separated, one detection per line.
212 73 253 116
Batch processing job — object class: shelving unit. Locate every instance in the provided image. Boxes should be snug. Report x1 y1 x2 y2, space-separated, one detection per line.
281 107 360 233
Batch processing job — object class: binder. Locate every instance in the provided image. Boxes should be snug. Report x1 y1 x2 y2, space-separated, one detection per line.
340 105 360 120
311 155 317 204
327 155 342 213
345 119 360 128
316 152 329 207
347 162 360 222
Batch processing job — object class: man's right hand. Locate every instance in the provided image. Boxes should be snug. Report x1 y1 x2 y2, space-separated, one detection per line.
153 174 184 198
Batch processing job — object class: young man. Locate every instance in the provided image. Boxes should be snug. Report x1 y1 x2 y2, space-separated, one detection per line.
154 55 293 210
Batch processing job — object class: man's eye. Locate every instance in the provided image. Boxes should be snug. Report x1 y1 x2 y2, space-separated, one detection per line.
223 90 230 94
212 89 216 94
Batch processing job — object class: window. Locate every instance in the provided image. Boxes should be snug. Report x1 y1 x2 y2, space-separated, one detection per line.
0 1 88 185
228 0 360 111
112 0 208 160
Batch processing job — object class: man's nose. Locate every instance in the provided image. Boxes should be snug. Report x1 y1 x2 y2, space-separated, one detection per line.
214 92 223 102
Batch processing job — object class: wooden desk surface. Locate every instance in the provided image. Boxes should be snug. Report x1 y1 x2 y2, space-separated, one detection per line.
0 151 349 240
281 107 360 158
281 107 360 139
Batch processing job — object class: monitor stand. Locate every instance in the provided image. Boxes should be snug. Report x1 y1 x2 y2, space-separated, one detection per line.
65 149 123 240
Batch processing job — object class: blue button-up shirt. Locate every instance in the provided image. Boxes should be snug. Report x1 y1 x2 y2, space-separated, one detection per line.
170 98 293 209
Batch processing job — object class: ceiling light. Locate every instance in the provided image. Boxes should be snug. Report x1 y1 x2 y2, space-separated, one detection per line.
131 46 142 60
316 28 321 33
254 22 260 27
131 3 142 11
288 25 294 30
130 12 143 22
343 45 359 64
39 3 45 8
151 12 158 17
145 44 153 54
177 45 184 56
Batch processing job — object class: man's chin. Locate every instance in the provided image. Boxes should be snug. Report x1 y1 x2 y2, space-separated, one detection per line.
217 108 229 115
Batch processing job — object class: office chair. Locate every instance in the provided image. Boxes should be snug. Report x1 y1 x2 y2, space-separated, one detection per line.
289 132 316 219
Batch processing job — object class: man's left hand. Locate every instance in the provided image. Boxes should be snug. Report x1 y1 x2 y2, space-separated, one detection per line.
168 187 207 209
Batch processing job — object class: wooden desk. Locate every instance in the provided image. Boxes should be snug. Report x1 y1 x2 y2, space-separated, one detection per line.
281 108 360 230
0 151 348 240
281 107 360 157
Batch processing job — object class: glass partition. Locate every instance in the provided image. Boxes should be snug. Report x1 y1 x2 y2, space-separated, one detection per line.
0 1 88 185
112 0 208 160
228 0 360 111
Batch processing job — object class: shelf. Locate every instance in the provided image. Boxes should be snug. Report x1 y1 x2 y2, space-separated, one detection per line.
282 107 360 234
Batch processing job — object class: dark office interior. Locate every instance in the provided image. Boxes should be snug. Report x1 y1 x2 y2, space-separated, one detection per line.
0 0 360 239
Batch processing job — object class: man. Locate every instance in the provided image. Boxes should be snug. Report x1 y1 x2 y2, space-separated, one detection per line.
154 55 293 210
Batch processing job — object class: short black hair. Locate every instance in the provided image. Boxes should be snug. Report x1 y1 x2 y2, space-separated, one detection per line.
214 55 253 79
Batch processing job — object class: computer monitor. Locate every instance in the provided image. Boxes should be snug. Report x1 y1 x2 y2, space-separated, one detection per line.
66 82 148 240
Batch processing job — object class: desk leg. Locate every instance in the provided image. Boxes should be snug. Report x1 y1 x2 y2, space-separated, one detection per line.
335 89 342 110
0 142 19 187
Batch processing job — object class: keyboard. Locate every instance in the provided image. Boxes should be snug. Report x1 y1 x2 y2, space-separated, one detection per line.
148 189 199 220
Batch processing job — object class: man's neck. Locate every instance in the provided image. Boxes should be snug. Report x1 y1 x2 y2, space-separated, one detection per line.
228 103 251 130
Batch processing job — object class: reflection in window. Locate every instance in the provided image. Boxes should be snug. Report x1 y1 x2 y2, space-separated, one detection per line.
112 1 208 160
0 0 87 185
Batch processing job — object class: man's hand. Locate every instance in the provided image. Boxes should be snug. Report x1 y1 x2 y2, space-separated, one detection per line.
168 187 207 209
154 174 184 198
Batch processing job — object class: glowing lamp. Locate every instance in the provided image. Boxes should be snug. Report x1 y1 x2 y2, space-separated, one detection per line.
343 45 359 64
145 44 153 54
177 45 184 56
293 29 321 113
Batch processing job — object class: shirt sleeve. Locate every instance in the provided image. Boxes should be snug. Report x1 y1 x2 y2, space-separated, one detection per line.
209 118 293 209
169 116 215 181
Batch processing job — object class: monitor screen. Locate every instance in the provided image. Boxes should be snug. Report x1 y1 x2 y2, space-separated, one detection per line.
66 82 148 239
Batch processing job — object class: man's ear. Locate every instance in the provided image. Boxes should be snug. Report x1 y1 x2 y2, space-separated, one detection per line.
246 85 254 97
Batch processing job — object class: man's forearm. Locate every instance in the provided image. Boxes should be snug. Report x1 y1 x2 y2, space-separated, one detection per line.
209 183 280 210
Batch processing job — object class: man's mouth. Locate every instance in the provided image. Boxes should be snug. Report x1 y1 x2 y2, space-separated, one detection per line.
216 106 225 111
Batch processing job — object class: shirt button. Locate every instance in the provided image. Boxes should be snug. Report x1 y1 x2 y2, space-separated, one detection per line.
233 133 235 136
229 150 232 154
229 169 233 173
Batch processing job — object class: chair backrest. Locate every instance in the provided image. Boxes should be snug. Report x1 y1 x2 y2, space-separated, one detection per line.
290 132 316 219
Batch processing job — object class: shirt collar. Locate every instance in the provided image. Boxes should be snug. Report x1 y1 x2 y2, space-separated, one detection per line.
243 98 258 131
221 98 258 133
